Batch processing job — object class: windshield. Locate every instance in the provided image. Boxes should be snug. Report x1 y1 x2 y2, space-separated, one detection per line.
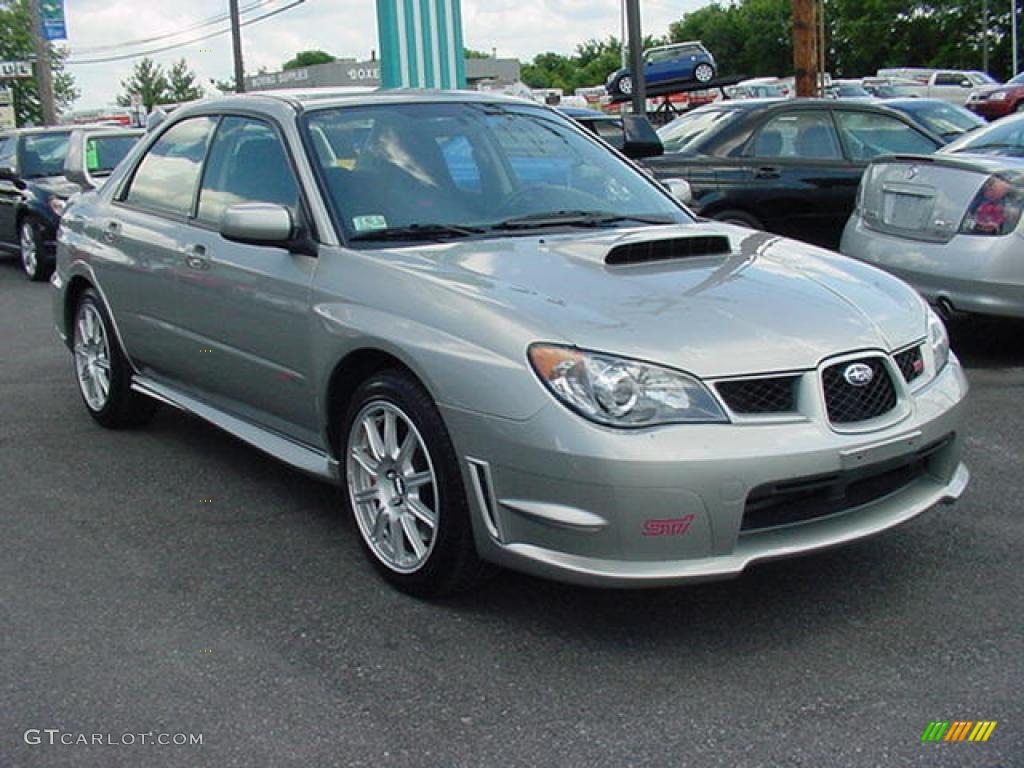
304 102 689 241
970 72 998 85
1009 72 1024 86
942 114 1024 155
20 132 71 178
657 108 739 153
86 134 140 176
898 102 985 139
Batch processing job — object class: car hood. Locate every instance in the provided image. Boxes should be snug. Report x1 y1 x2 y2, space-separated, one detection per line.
387 223 928 379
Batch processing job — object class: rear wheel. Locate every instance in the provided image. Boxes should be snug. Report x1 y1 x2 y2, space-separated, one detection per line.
615 74 633 96
711 209 764 230
20 217 51 282
694 63 716 83
73 288 157 428
342 370 486 597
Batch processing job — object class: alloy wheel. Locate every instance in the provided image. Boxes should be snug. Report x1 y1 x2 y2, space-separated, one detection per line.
695 63 714 83
74 303 112 411
346 401 439 573
20 221 38 277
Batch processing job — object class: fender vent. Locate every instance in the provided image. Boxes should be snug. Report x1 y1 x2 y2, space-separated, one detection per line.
605 235 731 265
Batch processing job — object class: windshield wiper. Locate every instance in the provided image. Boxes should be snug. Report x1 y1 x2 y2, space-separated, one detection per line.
349 223 486 242
490 210 677 231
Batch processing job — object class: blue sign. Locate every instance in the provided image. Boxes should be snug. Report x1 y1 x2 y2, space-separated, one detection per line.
377 0 466 89
41 0 67 41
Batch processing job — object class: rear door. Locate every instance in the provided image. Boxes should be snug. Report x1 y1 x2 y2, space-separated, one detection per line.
169 114 318 440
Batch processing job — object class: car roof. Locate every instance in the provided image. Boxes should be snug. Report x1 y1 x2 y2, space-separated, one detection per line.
883 98 958 110
0 126 74 137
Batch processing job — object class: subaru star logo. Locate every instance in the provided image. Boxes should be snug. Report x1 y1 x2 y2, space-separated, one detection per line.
844 363 875 387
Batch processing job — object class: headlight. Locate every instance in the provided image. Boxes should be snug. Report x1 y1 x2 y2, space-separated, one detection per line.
991 91 1008 101
528 344 728 427
48 196 67 216
927 307 950 373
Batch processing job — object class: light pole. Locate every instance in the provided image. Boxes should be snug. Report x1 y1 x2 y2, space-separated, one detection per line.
1013 0 1019 77
229 0 246 92
624 0 645 114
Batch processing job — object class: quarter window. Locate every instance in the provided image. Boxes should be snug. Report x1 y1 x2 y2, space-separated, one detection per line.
197 116 300 226
0 136 14 168
124 116 217 217
834 111 938 160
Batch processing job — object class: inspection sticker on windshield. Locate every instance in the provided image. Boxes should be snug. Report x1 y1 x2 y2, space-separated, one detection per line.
353 215 387 232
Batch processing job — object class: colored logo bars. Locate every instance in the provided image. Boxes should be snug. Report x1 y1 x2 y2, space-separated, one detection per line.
921 721 998 742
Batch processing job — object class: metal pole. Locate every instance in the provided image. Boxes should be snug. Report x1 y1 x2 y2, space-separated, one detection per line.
625 0 645 115
982 0 989 72
229 0 246 93
620 0 628 69
1013 0 1019 76
28 0 56 125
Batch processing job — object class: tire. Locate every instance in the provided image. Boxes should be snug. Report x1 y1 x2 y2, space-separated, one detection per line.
1014 101 1024 113
616 74 633 96
711 209 764 230
72 288 157 428
694 63 716 83
341 370 486 597
20 216 52 282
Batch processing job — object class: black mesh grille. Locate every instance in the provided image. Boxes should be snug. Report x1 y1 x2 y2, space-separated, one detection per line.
822 357 897 424
605 236 731 265
716 376 799 414
741 435 953 532
894 346 925 383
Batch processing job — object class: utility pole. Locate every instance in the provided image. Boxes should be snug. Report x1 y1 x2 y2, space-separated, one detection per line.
982 0 989 72
229 0 246 93
792 0 818 97
1013 0 1019 77
28 0 56 125
625 0 645 114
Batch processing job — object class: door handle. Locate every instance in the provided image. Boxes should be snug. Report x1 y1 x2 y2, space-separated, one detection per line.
102 220 121 243
182 244 209 270
754 167 781 179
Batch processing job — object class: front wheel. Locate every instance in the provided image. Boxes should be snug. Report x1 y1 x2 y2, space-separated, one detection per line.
615 74 633 96
342 370 485 597
73 288 157 428
20 217 51 282
694 63 716 83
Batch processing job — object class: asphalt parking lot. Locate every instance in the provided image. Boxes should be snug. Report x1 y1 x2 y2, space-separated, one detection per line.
1 256 1021 768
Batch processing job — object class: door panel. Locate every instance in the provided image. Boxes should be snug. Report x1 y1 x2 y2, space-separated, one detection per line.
0 136 19 245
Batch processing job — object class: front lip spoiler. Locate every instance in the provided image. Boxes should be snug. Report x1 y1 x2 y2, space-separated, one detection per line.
496 463 969 588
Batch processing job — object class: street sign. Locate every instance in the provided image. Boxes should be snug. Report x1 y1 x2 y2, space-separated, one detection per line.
376 0 466 89
0 61 33 80
40 0 67 41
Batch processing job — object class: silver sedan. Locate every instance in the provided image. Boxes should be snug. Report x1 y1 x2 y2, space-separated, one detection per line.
52 91 968 596
842 115 1024 318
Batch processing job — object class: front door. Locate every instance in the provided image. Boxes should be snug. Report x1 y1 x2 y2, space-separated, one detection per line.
0 135 19 247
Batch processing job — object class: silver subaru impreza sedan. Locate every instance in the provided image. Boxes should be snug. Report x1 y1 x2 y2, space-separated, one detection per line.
52 91 969 596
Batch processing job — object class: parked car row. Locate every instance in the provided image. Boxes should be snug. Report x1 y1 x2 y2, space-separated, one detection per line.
33 89 972 598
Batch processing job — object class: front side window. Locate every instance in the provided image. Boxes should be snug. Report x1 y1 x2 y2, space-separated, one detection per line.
20 132 71 178
124 116 217 217
197 116 300 226
0 136 14 167
304 102 688 241
934 73 963 86
749 111 841 159
86 135 141 177
834 111 938 160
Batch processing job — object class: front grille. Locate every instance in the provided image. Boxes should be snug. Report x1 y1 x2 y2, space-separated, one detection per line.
822 357 897 424
741 435 953 532
894 345 925 383
716 376 799 414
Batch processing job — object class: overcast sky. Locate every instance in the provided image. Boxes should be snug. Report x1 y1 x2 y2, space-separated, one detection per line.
60 0 703 110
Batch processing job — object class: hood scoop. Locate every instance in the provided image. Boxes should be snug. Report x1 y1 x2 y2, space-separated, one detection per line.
605 235 732 266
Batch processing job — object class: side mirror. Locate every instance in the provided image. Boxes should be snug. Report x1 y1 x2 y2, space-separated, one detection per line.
663 178 693 204
961 79 972 88
0 165 19 182
621 115 664 159
221 203 294 245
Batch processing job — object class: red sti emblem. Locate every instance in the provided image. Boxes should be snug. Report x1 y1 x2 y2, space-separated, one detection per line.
642 514 695 537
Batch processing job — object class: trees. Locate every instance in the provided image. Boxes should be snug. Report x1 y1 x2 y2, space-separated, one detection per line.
0 0 79 125
117 57 204 110
282 50 335 70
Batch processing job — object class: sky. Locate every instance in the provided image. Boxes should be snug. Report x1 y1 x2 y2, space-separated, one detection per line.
59 0 703 110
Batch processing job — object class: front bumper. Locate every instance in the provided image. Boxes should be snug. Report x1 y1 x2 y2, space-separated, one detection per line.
967 99 1013 119
442 358 969 587
842 214 1024 319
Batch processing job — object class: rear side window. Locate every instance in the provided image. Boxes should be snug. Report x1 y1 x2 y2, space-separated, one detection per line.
0 136 14 168
21 132 71 178
196 116 300 226
834 111 938 161
124 116 217 217
749 111 841 159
